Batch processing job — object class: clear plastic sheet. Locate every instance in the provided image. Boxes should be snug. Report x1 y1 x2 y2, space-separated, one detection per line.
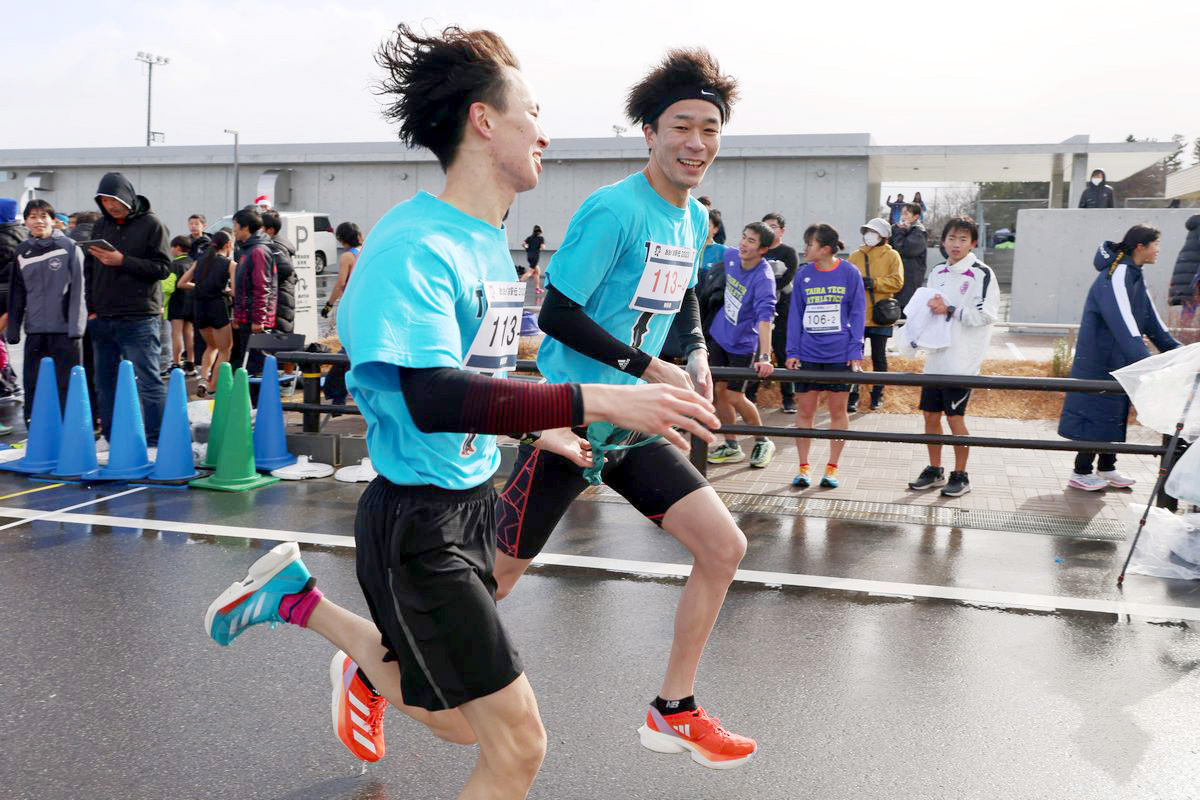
1112 342 1200 441
1125 506 1200 581
1164 442 1200 505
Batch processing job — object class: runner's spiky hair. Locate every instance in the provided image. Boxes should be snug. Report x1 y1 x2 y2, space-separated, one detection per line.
625 48 739 129
376 24 519 170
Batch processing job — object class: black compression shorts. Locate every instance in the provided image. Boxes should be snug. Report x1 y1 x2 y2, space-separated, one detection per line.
354 477 522 711
496 434 709 561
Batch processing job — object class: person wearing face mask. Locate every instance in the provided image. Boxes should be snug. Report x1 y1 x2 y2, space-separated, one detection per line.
847 218 903 411
1078 169 1116 209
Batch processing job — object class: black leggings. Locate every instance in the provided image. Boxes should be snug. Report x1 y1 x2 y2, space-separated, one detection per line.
849 331 890 400
1074 451 1116 475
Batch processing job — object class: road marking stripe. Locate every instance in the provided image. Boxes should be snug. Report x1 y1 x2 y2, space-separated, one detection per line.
0 483 65 501
0 487 147 531
0 503 1195 622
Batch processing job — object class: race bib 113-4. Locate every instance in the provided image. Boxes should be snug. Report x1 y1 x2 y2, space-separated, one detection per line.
629 241 694 314
464 281 525 374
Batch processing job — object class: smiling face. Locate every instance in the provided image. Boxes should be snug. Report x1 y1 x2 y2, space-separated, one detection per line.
738 227 770 263
487 68 550 195
644 99 722 194
25 208 55 239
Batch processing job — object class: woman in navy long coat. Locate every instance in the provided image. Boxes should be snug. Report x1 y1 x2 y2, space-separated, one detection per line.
1059 224 1180 491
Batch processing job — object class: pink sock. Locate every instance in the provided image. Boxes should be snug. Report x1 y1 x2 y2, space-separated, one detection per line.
279 586 323 627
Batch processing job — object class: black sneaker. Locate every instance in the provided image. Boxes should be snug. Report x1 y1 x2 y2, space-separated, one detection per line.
869 389 883 410
781 396 796 414
908 465 946 490
941 471 971 497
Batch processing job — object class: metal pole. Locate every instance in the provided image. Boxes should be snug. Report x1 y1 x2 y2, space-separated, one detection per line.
145 62 152 147
224 129 240 211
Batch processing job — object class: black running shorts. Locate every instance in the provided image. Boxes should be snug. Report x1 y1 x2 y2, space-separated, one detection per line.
354 477 522 711
497 435 709 561
707 339 755 392
919 386 972 416
793 361 851 393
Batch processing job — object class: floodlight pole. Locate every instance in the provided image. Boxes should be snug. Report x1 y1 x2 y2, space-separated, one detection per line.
224 129 240 211
135 52 169 147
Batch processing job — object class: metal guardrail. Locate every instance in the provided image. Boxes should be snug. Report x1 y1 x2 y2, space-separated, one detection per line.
275 350 1174 505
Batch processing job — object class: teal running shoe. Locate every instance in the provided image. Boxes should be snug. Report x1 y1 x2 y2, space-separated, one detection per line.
205 542 312 646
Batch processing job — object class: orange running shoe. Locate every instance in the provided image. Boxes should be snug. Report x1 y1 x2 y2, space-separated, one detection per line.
638 705 757 769
330 650 388 762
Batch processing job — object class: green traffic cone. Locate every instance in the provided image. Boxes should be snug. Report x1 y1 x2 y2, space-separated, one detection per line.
203 362 234 469
191 368 279 492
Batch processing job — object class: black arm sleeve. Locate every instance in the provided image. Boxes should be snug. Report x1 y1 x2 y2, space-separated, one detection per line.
537 285 652 377
677 288 705 356
398 366 584 436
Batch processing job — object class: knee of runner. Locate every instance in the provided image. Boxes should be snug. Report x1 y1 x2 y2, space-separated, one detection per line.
699 528 747 575
491 711 547 776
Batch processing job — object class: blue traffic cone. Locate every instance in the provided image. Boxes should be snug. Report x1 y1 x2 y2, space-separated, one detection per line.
50 365 99 479
0 357 61 474
147 368 199 482
253 354 296 471
94 360 152 480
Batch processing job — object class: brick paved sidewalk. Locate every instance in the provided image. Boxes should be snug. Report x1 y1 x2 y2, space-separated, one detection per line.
705 407 1163 523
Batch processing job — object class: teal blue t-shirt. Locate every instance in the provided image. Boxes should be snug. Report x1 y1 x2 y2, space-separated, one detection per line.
339 192 519 489
538 172 707 386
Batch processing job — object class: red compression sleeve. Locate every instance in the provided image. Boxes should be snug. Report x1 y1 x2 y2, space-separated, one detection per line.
398 367 584 435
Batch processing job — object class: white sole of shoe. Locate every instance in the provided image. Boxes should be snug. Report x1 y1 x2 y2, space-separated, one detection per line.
1067 479 1106 492
637 724 754 770
203 541 300 637
330 650 346 744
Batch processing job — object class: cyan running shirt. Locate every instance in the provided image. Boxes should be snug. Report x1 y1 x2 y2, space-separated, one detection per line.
539 171 707 386
339 191 521 489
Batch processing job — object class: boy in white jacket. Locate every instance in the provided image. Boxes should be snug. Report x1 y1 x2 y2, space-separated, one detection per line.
907 217 999 497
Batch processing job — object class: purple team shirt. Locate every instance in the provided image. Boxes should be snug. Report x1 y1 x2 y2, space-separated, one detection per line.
708 250 776 355
786 259 866 363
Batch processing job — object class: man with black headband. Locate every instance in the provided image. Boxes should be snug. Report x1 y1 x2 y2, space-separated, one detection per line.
494 48 758 770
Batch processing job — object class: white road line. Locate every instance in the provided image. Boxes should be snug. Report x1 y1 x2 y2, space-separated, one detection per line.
1005 341 1025 360
0 503 1196 622
0 487 148 531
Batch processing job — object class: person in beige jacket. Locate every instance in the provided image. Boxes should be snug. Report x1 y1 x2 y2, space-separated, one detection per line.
847 217 904 410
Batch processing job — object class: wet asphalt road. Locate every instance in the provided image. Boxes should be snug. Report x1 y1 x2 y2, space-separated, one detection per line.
0 474 1197 800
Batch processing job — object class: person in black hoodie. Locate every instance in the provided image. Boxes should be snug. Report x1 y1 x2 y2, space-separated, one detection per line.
85 172 171 445
262 211 296 334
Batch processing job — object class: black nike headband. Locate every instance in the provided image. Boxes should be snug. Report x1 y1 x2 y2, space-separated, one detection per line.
641 85 726 126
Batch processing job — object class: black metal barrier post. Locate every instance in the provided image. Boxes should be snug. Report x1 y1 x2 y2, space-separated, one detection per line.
275 353 1171 505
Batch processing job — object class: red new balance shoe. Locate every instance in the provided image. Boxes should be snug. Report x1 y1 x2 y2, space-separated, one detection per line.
330 650 388 762
638 705 756 769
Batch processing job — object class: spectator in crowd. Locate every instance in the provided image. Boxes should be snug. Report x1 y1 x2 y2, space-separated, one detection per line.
228 207 278 371
885 193 907 225
165 235 196 374
522 224 545 294
321 222 363 322
187 214 211 260
158 245 179 375
705 221 777 467
261 211 297 334
701 208 727 279
698 195 726 243
253 195 272 213
786 223 865 489
0 198 28 334
8 199 85 426
746 212 799 413
67 211 99 243
178 230 235 395
912 191 927 219
1078 169 1116 209
1059 225 1179 490
84 172 170 446
907 216 999 498
1167 214 1200 309
847 217 903 411
698 211 730 340
892 202 928 312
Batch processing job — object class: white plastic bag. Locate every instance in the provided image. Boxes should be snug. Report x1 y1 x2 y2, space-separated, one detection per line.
1125 506 1200 580
1112 342 1200 441
1164 442 1200 504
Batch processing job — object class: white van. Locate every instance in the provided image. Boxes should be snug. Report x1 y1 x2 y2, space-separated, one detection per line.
205 211 339 274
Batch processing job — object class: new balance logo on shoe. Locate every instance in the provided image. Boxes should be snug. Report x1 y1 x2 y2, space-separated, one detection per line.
673 723 691 737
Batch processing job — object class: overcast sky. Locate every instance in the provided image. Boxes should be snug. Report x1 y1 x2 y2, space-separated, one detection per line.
4 0 1195 155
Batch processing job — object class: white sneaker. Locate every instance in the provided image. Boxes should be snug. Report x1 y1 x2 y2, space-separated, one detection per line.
1098 469 1136 488
1067 473 1108 492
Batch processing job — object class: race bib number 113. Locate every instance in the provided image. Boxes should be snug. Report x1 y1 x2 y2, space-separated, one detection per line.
464 281 525 373
629 241 694 314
